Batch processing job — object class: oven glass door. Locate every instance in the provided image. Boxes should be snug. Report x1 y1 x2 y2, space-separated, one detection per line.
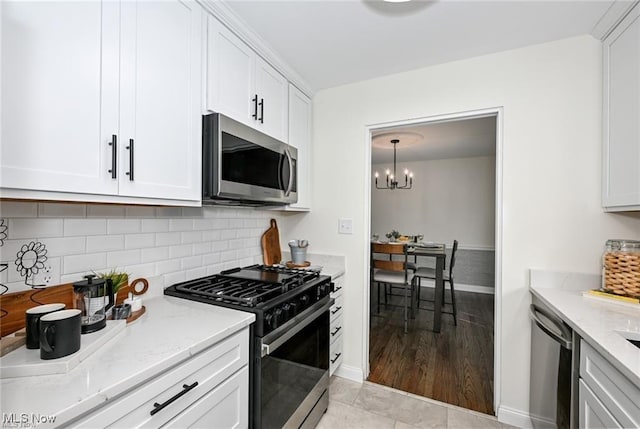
260 310 329 429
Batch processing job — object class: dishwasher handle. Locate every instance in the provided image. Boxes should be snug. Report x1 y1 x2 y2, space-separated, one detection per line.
529 304 572 350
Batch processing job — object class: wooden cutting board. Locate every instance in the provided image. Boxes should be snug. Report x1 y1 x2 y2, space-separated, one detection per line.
261 218 281 265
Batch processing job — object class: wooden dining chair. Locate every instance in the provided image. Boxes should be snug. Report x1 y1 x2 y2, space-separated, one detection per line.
414 240 459 325
371 242 415 333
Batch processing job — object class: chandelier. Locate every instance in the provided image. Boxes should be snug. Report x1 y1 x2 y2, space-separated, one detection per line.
374 139 413 190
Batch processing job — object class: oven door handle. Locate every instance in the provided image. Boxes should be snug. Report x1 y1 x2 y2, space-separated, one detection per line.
261 299 332 357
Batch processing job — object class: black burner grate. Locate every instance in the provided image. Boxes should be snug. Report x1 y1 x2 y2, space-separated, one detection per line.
174 275 284 307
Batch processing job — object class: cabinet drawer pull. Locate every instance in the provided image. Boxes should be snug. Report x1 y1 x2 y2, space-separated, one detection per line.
126 138 134 181
108 134 117 179
150 381 198 416
331 306 342 315
331 326 342 336
258 98 264 123
331 353 342 364
333 286 343 293
252 95 258 120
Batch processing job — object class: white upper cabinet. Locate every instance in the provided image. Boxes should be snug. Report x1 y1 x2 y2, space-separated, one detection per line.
287 85 312 210
206 16 254 127
602 3 640 211
206 16 288 143
254 57 289 142
0 0 202 204
0 1 119 196
118 0 202 201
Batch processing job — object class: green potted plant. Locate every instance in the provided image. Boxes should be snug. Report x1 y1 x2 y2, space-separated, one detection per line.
95 269 129 296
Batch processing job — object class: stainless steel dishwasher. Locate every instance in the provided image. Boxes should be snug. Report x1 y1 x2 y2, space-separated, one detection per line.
529 296 580 429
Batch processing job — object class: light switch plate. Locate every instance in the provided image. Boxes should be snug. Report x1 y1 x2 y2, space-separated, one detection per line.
338 218 353 234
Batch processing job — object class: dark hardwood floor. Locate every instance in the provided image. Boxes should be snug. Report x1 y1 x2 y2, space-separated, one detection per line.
368 285 495 415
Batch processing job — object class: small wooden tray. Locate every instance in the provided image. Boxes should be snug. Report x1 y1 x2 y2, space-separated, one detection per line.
286 261 311 268
126 306 146 324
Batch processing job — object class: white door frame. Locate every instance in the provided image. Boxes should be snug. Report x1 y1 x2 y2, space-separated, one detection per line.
361 106 504 413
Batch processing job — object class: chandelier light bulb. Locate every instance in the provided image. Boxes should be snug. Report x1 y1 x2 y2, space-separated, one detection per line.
375 171 379 178
409 172 414 178
385 169 390 176
389 174 394 180
404 169 409 175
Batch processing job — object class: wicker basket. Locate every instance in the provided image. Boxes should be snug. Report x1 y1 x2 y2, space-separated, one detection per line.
603 251 640 298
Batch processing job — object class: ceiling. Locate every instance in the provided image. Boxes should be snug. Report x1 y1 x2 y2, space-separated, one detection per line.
224 0 616 91
371 115 496 164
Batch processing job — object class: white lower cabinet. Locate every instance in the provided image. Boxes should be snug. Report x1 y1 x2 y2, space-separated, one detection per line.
69 328 249 429
579 340 640 429
579 380 621 429
329 276 344 376
164 367 248 429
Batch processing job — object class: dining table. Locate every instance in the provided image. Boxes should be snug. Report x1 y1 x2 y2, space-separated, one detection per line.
372 240 447 333
408 242 447 333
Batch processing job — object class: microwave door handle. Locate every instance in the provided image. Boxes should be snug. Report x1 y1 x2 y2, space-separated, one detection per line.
284 148 293 197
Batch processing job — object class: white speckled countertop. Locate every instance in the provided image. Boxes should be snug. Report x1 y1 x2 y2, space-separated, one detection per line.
529 270 640 387
281 251 346 279
0 296 254 427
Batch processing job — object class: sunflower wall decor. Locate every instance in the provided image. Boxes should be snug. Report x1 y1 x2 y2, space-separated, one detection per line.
15 241 49 288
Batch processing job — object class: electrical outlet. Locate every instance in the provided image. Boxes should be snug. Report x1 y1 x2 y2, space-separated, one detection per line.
338 218 353 234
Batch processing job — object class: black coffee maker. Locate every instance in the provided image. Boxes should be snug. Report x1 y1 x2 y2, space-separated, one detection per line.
73 274 114 333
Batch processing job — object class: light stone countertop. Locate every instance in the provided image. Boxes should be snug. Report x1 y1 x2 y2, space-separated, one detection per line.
281 251 346 279
0 296 254 427
529 270 640 388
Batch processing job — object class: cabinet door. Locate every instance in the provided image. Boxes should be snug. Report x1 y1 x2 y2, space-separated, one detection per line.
287 85 312 210
164 367 249 429
119 0 202 201
255 57 289 143
206 16 254 126
0 1 119 195
602 4 640 210
579 380 622 429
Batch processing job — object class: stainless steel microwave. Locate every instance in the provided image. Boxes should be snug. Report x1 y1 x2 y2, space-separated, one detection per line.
202 113 297 206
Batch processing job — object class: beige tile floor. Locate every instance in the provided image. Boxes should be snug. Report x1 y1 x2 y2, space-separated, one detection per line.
318 377 519 429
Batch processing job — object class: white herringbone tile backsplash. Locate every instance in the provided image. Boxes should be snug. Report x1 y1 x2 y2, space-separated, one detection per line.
0 202 284 294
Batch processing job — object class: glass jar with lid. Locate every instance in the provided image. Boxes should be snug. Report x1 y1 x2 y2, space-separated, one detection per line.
602 239 640 298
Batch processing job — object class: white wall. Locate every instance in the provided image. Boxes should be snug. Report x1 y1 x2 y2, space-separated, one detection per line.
0 201 289 294
371 156 495 248
282 35 640 425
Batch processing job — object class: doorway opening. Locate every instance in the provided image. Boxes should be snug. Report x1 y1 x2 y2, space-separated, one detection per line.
364 108 502 416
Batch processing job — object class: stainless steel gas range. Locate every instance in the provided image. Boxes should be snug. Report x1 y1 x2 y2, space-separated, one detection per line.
164 264 333 429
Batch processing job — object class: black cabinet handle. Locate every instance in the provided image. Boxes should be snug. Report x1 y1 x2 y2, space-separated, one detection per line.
252 94 258 120
331 353 342 364
333 286 343 293
126 138 134 181
108 134 117 179
150 381 198 416
331 306 342 315
258 98 264 123
331 326 342 336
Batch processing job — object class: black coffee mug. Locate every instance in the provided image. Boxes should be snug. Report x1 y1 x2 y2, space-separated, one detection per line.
39 309 82 360
25 303 66 349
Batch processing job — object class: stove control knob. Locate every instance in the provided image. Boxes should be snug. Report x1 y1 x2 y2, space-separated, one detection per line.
282 303 292 321
289 301 299 316
319 283 329 297
264 312 274 330
273 307 283 328
299 295 310 309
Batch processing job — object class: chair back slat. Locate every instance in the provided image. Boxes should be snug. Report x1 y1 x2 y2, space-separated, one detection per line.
449 239 459 278
373 259 405 272
372 242 406 255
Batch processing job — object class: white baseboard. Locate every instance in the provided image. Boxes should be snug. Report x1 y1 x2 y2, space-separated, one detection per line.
497 405 533 429
415 280 495 295
334 364 364 383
